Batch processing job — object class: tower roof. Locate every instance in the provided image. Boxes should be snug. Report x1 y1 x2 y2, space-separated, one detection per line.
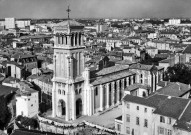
55 20 84 27
54 20 84 34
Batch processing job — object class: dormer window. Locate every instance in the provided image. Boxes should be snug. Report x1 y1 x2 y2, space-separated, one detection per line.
160 116 165 123
167 118 171 124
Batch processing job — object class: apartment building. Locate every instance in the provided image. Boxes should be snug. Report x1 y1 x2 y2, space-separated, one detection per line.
115 94 191 135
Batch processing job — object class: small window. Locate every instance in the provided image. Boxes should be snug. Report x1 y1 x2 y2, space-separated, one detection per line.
75 89 78 95
58 89 61 94
126 127 130 134
28 99 30 101
127 103 130 109
136 117 139 125
159 127 164 134
144 108 147 113
144 119 148 128
95 87 98 96
160 116 165 123
31 104 33 107
167 118 171 124
117 124 121 131
167 129 172 135
126 114 130 122
137 106 139 110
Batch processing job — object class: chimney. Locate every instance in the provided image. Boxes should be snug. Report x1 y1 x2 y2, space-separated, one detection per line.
165 81 167 86
168 96 171 99
176 82 181 91
28 126 31 130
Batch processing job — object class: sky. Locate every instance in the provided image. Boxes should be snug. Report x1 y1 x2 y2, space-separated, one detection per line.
0 0 191 19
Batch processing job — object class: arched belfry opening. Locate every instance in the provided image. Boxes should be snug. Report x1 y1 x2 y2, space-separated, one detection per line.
58 99 66 117
76 98 82 118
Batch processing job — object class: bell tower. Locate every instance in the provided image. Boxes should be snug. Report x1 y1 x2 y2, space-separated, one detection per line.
52 6 85 121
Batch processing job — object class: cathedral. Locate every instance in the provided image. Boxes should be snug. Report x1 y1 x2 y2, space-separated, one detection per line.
51 9 164 121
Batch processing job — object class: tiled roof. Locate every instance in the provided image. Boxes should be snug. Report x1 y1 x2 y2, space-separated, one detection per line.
158 50 171 54
178 101 191 122
91 70 135 86
182 45 191 54
0 84 18 96
129 63 164 71
155 82 191 97
6 61 24 69
107 51 123 57
19 35 52 40
96 65 129 76
153 96 189 119
34 74 53 85
123 94 190 119
174 101 191 131
11 53 35 59
157 81 171 87
11 129 63 135
55 20 84 27
174 120 191 132
16 88 38 97
146 46 157 49
160 31 179 35
3 76 20 84
123 53 134 56
124 83 150 91
154 54 169 59
122 46 132 49
159 58 171 63
115 60 136 65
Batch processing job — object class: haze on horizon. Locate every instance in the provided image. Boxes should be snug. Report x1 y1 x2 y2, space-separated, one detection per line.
0 0 191 19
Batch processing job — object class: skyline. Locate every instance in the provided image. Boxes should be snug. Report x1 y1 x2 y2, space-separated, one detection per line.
0 0 191 19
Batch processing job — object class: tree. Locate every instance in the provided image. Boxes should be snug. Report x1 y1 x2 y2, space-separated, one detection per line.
164 63 191 84
30 29 36 33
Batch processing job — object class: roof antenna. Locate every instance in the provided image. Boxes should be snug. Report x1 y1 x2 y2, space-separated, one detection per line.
66 4 71 34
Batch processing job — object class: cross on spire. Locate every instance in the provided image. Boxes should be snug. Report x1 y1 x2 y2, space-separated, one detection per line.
66 5 71 19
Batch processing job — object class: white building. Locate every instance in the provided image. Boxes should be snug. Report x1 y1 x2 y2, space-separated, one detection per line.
5 18 15 29
16 19 31 28
96 24 108 33
168 19 181 25
3 18 31 29
115 94 191 135
16 88 39 118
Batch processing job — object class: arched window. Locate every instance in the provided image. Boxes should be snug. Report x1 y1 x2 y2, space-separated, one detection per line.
124 78 127 88
95 87 98 96
78 88 82 94
75 89 78 95
62 90 65 95
58 89 61 94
